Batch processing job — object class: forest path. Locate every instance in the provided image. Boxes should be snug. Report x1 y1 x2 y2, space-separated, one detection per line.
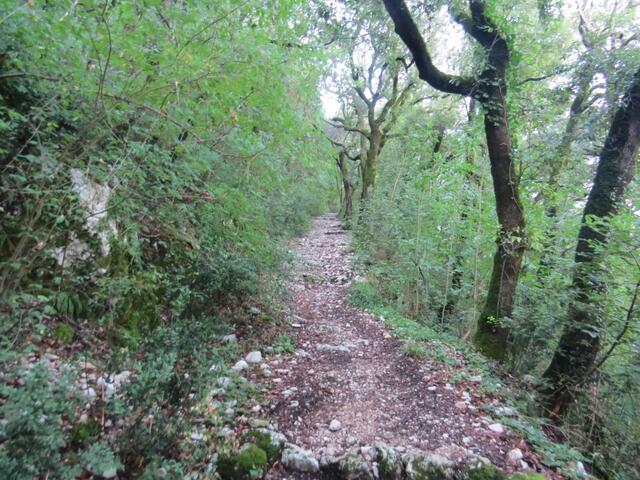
259 213 541 477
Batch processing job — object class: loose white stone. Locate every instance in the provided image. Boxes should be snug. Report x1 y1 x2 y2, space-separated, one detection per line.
315 343 350 352
82 387 96 398
232 360 249 372
102 468 118 478
282 444 319 472
245 351 263 363
104 383 116 398
282 389 295 398
190 432 205 442
488 423 504 434
329 419 342 431
222 334 237 343
454 401 468 411
113 371 131 385
507 448 523 464
495 406 516 417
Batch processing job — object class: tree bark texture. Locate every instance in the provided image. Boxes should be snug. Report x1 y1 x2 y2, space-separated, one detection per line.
361 128 382 201
541 67 640 419
383 0 526 360
337 151 354 220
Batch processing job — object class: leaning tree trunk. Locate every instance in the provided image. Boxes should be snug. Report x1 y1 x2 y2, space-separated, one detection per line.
474 94 526 361
540 67 640 420
382 0 526 361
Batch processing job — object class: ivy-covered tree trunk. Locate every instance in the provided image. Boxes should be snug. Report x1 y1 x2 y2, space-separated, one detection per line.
383 0 525 360
475 97 526 360
541 67 640 419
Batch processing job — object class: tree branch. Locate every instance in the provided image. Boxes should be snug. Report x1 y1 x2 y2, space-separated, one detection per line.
381 0 475 96
324 119 371 139
451 1 496 49
517 71 562 86
378 80 414 126
588 279 640 376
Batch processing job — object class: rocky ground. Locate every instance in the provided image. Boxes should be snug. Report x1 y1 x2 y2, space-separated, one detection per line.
244 214 557 479
6 214 571 479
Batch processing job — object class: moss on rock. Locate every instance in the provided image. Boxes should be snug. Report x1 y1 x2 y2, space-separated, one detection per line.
217 444 268 479
243 430 284 463
464 464 506 479
337 450 374 479
404 451 453 480
373 443 403 480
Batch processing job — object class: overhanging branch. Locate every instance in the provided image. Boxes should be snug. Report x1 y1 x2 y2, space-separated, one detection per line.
325 118 371 139
382 0 475 96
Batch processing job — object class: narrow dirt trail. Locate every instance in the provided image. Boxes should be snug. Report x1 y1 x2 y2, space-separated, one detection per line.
259 214 546 477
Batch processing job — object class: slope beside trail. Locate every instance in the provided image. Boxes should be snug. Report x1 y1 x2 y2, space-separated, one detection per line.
254 214 552 478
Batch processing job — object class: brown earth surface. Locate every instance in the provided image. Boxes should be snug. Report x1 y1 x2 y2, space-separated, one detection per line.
253 214 557 479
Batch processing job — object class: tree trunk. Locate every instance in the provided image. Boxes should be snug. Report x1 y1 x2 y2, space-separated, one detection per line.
474 97 526 361
382 0 526 361
337 152 354 221
540 67 640 419
344 183 353 220
361 129 381 201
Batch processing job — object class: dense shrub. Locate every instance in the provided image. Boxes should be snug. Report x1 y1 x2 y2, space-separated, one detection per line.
0 1 333 477
0 1 334 332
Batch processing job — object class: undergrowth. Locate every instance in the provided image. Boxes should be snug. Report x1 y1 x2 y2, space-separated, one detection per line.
0 1 333 478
